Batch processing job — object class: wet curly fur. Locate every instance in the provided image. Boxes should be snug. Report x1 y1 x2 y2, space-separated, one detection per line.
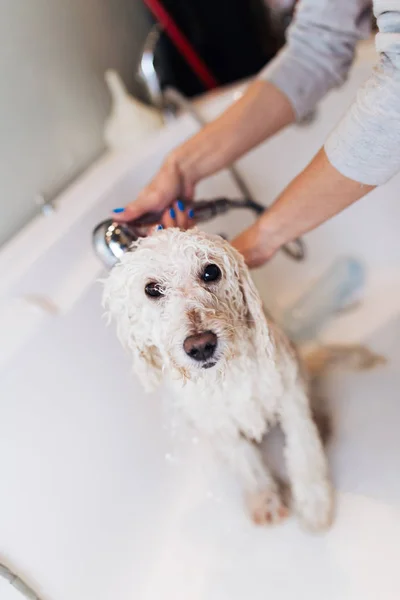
103 229 334 530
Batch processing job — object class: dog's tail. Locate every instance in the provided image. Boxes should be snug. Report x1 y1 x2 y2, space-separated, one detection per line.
303 344 386 380
302 344 386 447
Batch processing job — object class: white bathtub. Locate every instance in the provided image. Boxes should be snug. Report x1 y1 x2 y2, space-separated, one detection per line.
1 42 400 600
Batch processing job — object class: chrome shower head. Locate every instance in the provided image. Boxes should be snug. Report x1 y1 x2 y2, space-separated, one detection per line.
92 220 141 269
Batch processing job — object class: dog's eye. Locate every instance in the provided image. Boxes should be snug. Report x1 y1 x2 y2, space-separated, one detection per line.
201 264 221 283
145 282 164 298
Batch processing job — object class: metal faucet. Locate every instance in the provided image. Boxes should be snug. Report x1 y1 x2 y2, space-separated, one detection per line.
136 25 166 111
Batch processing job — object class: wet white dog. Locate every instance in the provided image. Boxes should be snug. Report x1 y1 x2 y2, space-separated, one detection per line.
103 228 334 531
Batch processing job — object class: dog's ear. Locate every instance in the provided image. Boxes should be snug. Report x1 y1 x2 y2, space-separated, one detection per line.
102 262 162 393
236 253 274 361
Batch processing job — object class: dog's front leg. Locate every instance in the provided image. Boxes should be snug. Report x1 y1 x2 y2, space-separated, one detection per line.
213 434 288 525
280 386 334 531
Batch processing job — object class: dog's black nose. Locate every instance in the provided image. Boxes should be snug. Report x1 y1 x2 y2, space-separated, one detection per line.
183 331 217 362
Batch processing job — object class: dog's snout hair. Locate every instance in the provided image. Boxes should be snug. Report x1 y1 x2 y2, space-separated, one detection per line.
186 308 203 333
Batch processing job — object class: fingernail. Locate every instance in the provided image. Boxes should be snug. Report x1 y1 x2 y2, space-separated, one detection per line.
113 207 125 214
177 199 185 212
188 208 194 219
169 207 176 219
156 224 163 231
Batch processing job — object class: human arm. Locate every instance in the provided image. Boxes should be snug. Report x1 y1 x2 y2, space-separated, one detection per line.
232 149 374 267
233 1 400 267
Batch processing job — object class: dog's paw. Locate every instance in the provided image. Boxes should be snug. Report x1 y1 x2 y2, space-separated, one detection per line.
295 479 334 532
247 489 289 526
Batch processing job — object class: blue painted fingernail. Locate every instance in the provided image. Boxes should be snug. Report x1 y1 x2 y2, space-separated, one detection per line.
169 207 176 219
113 207 125 214
188 208 194 219
156 224 163 231
177 199 185 212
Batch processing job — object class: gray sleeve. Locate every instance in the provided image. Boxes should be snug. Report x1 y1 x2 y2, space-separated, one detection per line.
325 1 400 185
260 0 371 120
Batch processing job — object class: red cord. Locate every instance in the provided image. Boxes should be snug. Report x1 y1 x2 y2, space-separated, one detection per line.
142 0 218 90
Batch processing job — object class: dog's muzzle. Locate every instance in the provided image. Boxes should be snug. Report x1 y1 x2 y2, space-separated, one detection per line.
183 331 218 368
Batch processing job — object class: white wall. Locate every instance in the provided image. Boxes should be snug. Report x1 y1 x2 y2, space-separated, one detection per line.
0 0 150 247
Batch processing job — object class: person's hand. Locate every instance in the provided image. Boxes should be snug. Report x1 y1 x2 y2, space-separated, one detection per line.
112 154 196 230
110 80 295 232
232 148 377 269
231 216 280 268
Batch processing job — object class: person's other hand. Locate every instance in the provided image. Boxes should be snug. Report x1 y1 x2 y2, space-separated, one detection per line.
231 217 279 268
111 154 195 230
